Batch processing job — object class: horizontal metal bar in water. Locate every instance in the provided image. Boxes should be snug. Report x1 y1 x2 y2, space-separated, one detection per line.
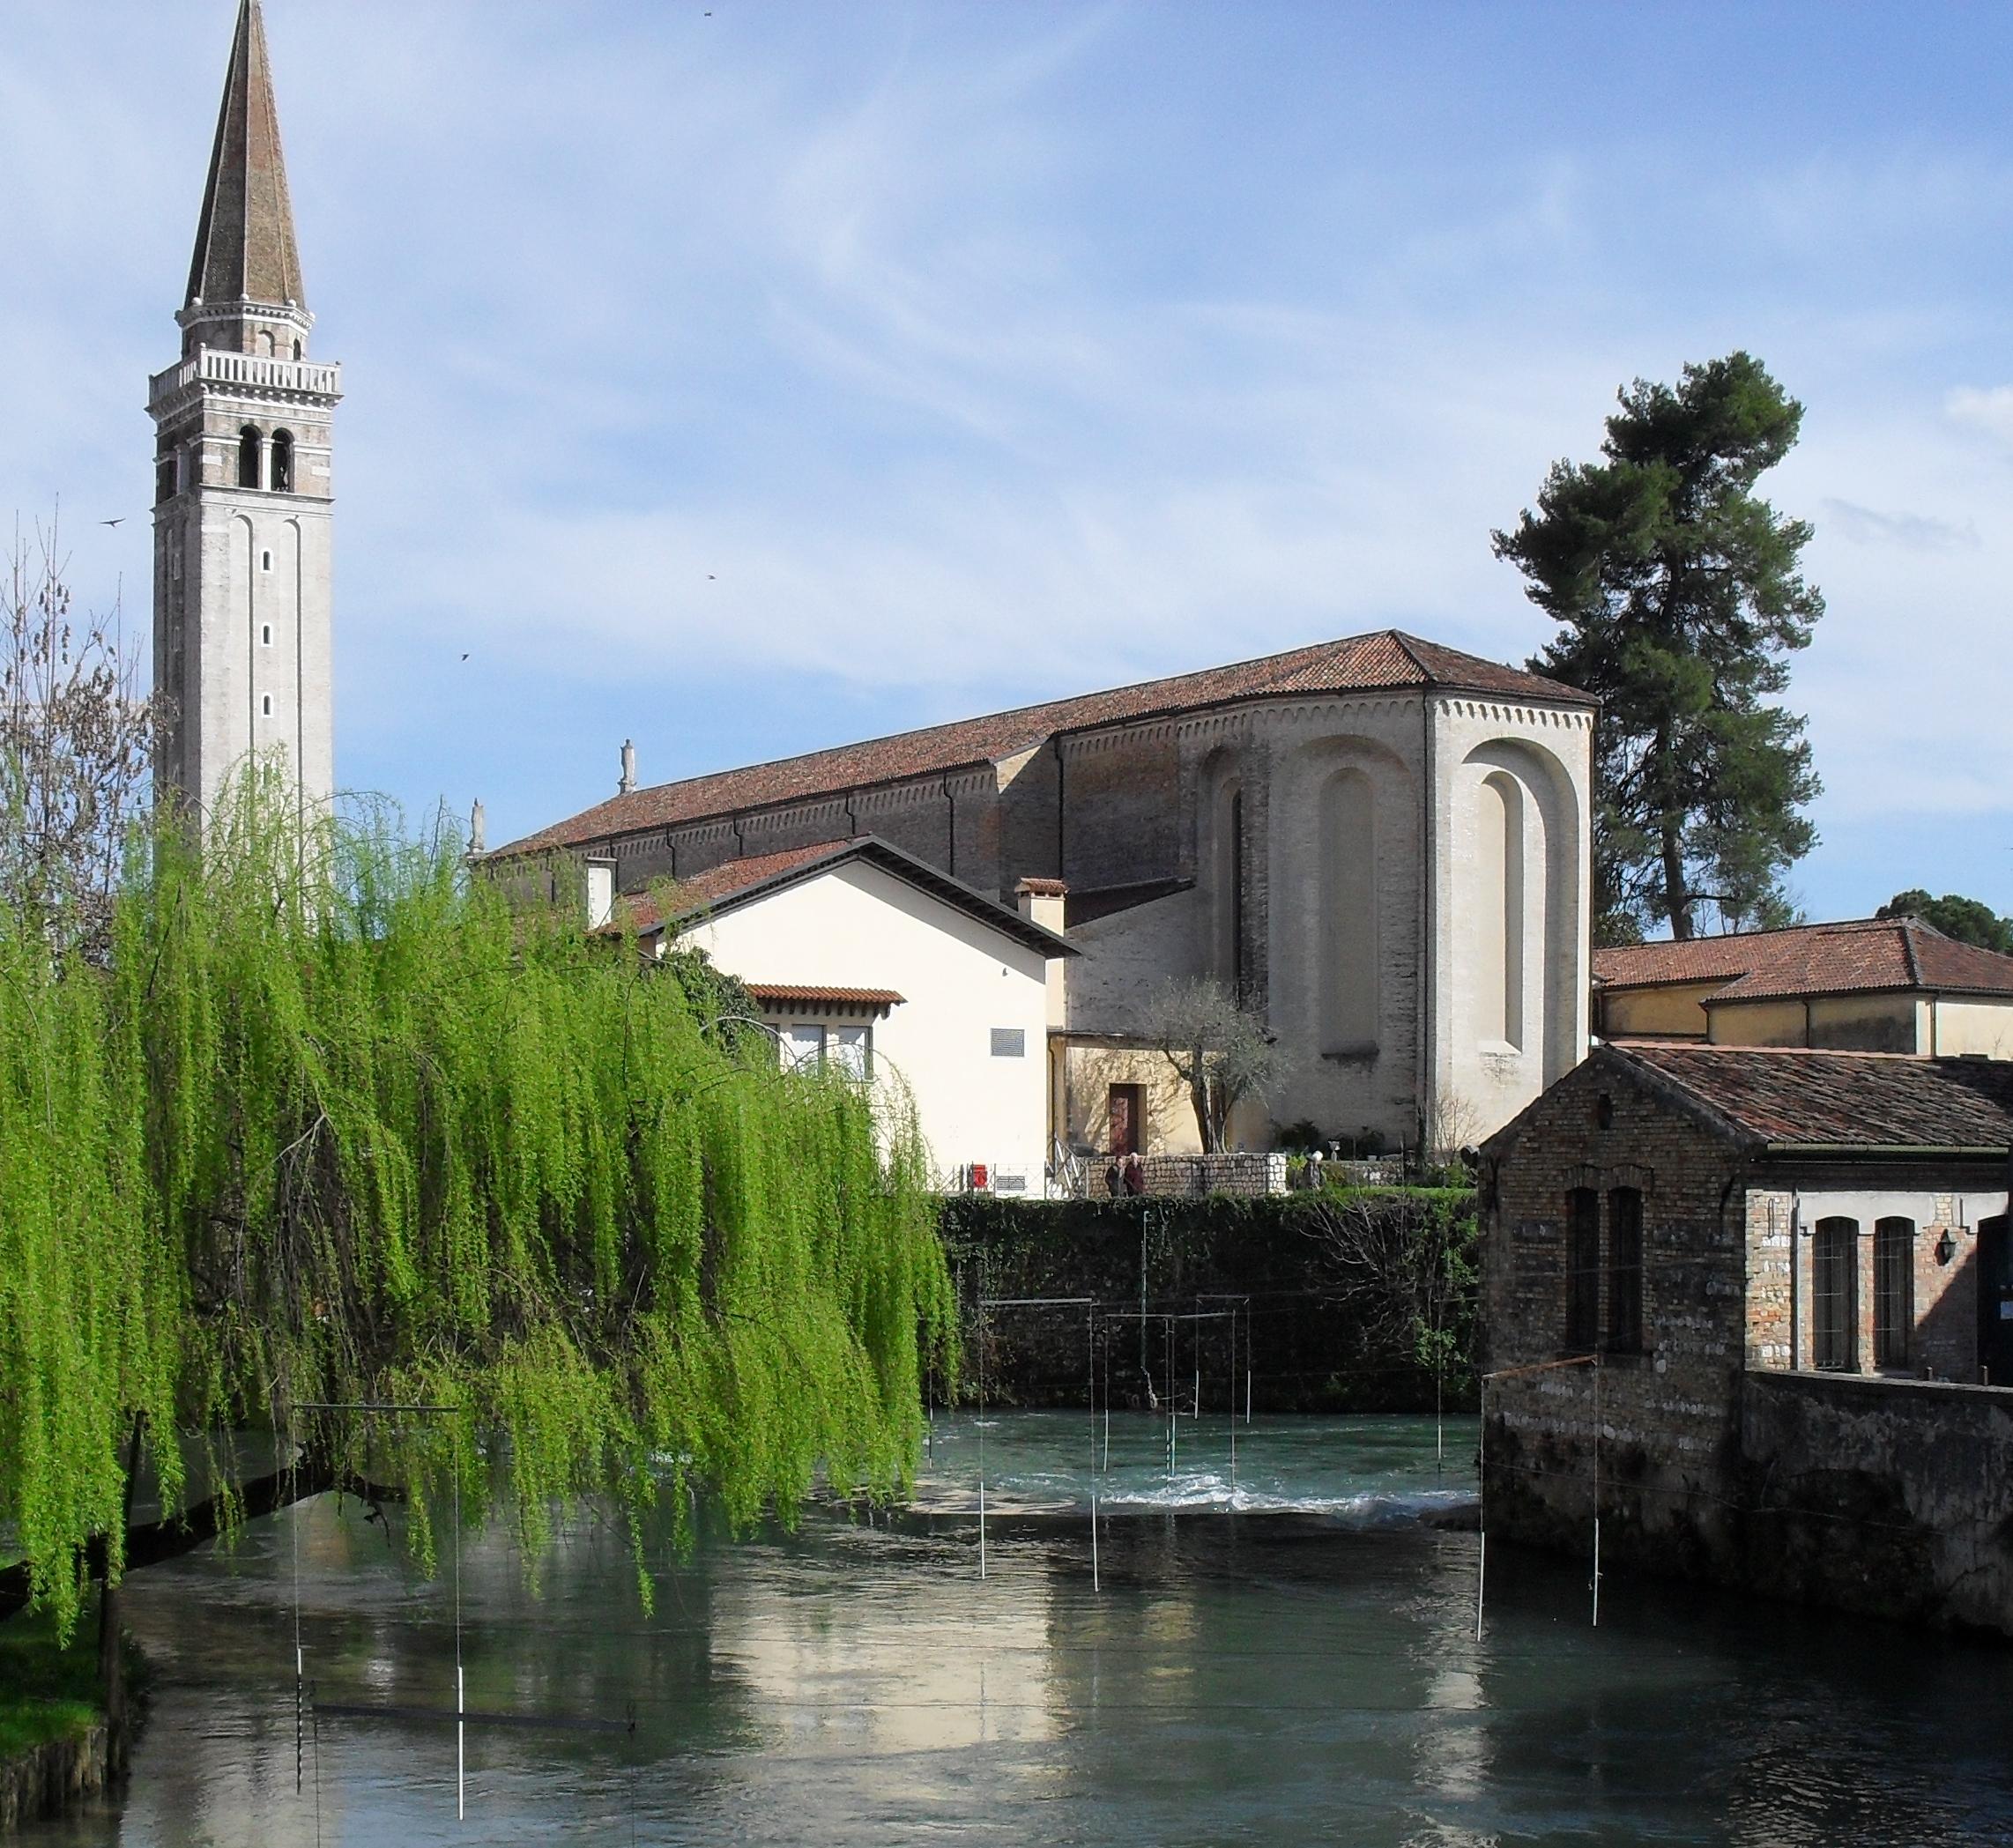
313 1700 633 1735
286 1402 467 1415
981 1297 1096 1308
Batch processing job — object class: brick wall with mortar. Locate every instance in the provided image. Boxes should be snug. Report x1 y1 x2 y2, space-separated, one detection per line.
1482 1050 1753 1577
1484 1052 2013 1629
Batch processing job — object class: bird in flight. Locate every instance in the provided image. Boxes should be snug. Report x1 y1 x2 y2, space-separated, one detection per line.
461 652 470 661
100 517 124 528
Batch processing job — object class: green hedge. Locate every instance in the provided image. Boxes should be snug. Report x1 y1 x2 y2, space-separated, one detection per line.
937 1185 1477 1414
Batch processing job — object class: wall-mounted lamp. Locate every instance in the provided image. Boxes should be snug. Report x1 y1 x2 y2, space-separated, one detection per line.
1935 1228 1958 1266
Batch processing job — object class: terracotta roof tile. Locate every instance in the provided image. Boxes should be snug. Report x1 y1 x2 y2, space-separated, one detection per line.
602 835 1075 962
1593 917 2013 1003
1611 1043 2013 1148
745 983 904 1009
607 841 854 935
501 630 1592 855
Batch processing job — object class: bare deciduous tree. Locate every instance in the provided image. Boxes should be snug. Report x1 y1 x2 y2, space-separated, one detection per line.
1144 976 1281 1153
1420 1087 1486 1167
1 516 160 956
1308 1189 1476 1382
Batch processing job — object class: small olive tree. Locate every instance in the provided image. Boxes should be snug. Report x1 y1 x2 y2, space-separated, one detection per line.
1144 976 1280 1153
0 517 160 959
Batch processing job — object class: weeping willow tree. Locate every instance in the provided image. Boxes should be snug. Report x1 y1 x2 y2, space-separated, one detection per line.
0 771 956 1643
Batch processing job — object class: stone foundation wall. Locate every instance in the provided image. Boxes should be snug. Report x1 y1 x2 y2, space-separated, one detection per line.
942 1191 1477 1414
0 1722 113 1830
1739 1371 2013 1635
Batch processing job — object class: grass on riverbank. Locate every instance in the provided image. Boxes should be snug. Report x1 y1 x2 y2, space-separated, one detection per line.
0 1599 106 1755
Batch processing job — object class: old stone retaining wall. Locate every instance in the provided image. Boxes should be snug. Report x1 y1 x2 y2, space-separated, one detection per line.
0 1723 113 1831
940 1191 1476 1413
1482 1369 2013 1636
1739 1371 2013 1635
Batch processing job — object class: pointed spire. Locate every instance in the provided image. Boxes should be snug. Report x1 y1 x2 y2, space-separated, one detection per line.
185 0 305 311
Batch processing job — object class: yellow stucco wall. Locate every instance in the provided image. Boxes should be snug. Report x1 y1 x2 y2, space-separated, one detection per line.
1601 981 1721 1038
1934 997 2013 1058
1707 998 1809 1047
1058 1042 1205 1156
1805 994 1920 1054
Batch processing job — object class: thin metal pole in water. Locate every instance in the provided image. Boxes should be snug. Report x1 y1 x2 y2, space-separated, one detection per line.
455 1464 464 1820
1228 1310 1237 1493
1088 1305 1101 1592
1474 1378 1487 1642
1166 1317 1177 1479
290 1416 303 1797
1102 1327 1111 1473
1591 1357 1602 1629
1436 1368 1445 1477
978 1285 988 1580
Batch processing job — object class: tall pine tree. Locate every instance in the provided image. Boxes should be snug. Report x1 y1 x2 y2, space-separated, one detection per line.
1494 352 1823 942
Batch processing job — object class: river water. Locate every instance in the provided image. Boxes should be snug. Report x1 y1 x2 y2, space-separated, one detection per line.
25 1413 2013 1845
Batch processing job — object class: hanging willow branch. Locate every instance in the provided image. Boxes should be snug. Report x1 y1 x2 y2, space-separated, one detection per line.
0 768 958 1636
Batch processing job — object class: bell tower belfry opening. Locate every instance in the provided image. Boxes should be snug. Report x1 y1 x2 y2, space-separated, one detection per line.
149 0 338 831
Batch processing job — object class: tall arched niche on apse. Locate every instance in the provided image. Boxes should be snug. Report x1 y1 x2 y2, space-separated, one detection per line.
1199 748 1244 996
1319 766 1379 1055
1460 738 1582 1085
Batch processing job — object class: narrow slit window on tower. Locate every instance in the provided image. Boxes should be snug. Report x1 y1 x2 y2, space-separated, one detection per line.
237 425 261 489
261 623 272 646
270 430 294 494
261 694 273 717
261 550 272 573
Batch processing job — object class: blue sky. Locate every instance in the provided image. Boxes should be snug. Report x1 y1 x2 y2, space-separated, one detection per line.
4 1 2011 918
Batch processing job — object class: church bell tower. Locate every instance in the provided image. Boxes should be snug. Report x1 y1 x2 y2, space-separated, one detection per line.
149 0 337 828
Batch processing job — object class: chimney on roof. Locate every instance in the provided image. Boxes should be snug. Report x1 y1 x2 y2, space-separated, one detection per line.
618 738 636 797
468 798 486 856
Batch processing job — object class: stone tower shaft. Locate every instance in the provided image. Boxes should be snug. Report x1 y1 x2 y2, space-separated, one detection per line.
150 0 336 829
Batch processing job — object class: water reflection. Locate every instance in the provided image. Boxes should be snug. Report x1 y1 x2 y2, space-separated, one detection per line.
26 1415 2013 1846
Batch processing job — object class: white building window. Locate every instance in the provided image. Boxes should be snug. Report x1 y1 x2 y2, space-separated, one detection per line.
830 1025 871 1080
260 694 272 716
261 549 273 573
776 1020 873 1078
261 623 272 646
991 1028 1026 1058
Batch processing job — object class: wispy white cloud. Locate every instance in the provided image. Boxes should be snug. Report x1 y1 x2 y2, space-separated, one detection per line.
1946 384 2013 443
1818 499 1980 553
4 1 2013 915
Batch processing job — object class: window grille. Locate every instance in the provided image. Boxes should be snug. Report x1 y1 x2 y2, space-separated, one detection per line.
1813 1218 1860 1371
991 1028 1026 1058
1564 1187 1600 1353
1873 1218 1913 1369
1606 1186 1644 1354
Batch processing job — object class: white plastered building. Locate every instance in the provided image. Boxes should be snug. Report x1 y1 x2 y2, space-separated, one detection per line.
613 838 1073 1197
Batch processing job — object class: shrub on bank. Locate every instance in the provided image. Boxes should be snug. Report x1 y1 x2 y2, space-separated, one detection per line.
938 1184 1478 1412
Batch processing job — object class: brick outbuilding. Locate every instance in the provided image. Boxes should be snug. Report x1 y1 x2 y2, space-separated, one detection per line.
1479 1042 2013 1632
